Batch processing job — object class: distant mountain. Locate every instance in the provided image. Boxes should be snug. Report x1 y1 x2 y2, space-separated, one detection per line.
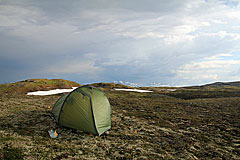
113 81 141 87
113 80 170 87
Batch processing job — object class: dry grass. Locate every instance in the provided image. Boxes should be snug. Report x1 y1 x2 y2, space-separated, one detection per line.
0 80 240 159
0 79 81 95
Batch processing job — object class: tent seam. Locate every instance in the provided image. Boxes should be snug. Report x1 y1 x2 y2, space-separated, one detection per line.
89 96 99 135
57 88 79 125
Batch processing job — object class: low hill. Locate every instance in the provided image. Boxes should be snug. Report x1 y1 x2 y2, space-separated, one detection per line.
163 81 240 100
204 81 240 87
184 81 240 89
0 79 81 94
90 82 133 90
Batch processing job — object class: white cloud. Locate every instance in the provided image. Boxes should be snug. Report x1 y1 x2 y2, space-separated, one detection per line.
72 9 210 45
203 31 240 40
204 53 233 60
0 4 42 27
1 0 240 85
116 31 165 39
225 10 240 19
217 53 233 57
48 61 100 74
46 53 101 76
173 54 240 84
185 60 240 69
212 19 228 24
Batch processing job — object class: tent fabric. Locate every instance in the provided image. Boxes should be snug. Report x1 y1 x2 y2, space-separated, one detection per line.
51 85 111 136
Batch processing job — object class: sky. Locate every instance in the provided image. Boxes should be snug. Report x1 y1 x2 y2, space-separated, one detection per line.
1 0 240 86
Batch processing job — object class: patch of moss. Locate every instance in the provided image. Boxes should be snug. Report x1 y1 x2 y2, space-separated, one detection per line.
0 145 25 160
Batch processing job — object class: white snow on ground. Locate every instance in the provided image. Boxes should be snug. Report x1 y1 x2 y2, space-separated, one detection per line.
167 89 177 91
114 88 153 93
27 87 78 96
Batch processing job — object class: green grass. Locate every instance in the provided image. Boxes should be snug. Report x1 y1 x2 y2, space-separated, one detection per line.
0 144 25 160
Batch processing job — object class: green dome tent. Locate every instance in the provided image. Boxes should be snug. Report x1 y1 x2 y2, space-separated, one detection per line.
51 86 111 136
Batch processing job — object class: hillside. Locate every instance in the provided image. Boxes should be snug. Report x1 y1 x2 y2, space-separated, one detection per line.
204 81 240 87
0 79 239 159
184 81 240 89
0 79 135 95
0 79 81 95
89 82 133 90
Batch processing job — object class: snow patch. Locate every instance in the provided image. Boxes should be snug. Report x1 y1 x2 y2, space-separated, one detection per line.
27 87 78 96
114 88 153 93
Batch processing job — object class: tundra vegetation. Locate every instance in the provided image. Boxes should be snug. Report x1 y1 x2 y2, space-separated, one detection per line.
0 79 239 159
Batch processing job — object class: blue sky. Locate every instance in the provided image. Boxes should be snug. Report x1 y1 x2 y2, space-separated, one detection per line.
0 0 240 86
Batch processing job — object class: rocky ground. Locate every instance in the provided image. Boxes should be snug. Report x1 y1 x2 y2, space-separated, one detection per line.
0 81 240 159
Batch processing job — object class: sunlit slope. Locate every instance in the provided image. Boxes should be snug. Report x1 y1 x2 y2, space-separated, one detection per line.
0 79 81 94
